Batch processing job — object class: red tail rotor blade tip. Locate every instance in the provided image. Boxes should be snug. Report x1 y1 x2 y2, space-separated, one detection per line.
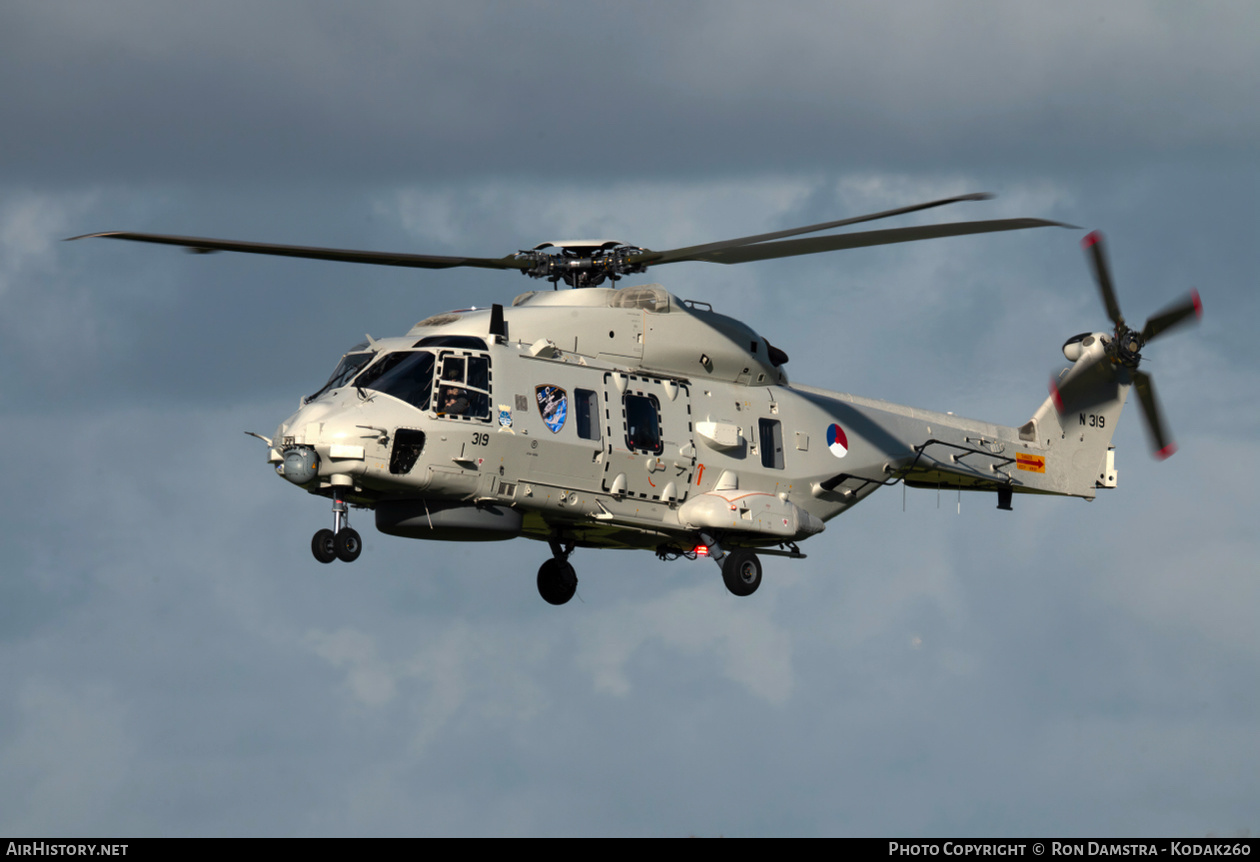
1082 231 1102 249
1049 379 1064 412
1155 443 1178 460
1192 288 1203 318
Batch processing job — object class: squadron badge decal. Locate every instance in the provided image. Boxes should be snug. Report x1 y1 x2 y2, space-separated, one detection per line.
536 385 568 433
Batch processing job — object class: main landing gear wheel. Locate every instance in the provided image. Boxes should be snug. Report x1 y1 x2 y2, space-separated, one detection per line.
537 558 578 606
334 528 362 563
722 549 762 597
312 529 337 564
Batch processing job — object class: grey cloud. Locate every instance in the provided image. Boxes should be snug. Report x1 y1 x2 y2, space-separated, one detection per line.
1 0 1257 838
4 2 1258 188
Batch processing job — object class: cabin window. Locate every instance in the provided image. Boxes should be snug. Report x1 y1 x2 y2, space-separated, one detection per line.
575 389 600 442
759 418 784 469
624 393 662 455
435 352 491 420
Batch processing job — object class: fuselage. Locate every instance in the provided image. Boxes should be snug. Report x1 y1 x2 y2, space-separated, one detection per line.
267 283 1107 553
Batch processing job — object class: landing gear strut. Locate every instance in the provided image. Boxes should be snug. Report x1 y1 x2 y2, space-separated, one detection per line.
699 532 762 597
537 540 577 605
311 497 362 564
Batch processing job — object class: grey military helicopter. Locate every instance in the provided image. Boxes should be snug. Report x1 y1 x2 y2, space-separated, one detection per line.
72 193 1202 604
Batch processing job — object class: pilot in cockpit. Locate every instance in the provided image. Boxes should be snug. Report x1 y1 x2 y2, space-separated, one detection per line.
438 361 470 416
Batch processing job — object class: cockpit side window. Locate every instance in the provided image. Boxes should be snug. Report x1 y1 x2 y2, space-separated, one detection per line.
307 351 375 402
436 351 491 420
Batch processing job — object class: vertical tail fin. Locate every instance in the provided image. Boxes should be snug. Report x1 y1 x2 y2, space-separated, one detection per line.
1020 336 1130 494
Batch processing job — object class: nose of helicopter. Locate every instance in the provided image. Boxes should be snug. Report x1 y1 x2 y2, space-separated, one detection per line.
271 397 374 486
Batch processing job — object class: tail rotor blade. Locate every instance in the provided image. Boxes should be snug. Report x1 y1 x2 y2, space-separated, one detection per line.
1141 288 1203 342
1082 231 1125 326
1049 354 1115 414
1132 370 1176 459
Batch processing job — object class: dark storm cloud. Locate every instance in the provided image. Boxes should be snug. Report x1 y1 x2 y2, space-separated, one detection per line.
3 2 1257 188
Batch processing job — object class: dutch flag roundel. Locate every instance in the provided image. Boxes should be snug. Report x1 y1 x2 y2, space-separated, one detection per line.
827 423 849 458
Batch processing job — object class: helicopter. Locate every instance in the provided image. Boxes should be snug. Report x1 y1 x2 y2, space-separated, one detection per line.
71 193 1202 605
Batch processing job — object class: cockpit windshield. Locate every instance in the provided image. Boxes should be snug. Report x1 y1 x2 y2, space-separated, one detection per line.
356 351 436 410
308 346 490 417
307 349 375 402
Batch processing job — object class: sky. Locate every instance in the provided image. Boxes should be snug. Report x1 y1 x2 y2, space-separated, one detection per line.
1 1 1257 838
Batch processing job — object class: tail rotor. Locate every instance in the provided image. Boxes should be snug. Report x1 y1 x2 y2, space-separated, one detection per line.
1051 231 1202 459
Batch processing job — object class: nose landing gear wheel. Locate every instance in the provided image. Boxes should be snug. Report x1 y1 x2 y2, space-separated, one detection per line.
537 558 578 605
722 549 762 597
335 528 362 563
312 529 337 564
310 497 363 564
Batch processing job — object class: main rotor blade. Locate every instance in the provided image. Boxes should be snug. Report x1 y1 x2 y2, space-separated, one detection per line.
67 232 530 272
1132 369 1176 459
1141 289 1203 343
1082 231 1124 326
655 218 1073 266
631 192 998 266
